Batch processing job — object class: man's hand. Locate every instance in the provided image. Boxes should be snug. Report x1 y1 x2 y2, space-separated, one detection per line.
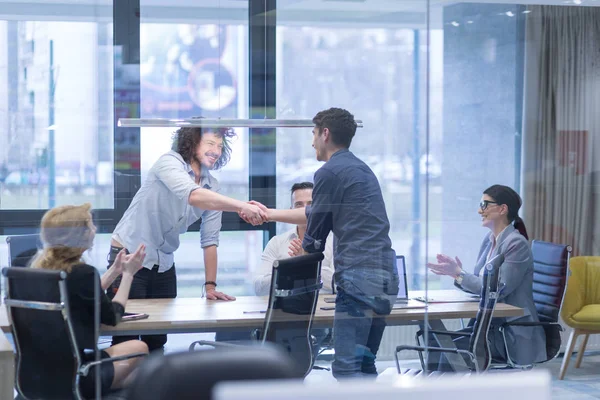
239 201 269 225
205 287 236 301
288 238 306 257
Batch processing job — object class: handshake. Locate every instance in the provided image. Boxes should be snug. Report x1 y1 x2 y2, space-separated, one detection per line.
238 200 271 226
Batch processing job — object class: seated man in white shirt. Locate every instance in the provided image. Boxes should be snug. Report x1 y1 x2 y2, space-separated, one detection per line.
216 182 334 344
253 182 334 295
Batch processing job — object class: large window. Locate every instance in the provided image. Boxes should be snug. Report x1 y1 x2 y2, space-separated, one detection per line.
438 3 524 287
84 231 264 297
136 1 254 296
0 20 114 210
0 231 264 297
139 14 249 200
274 8 442 289
274 2 526 291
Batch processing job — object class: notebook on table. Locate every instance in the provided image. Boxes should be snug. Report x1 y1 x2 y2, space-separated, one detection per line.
412 291 480 303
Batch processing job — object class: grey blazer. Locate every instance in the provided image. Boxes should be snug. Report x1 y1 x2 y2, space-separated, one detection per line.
455 224 547 365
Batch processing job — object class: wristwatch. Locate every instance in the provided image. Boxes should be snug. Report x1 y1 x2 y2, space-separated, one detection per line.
455 269 465 285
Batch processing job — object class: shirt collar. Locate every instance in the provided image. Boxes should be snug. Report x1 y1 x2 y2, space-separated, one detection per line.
168 150 214 189
199 169 214 189
491 224 515 245
287 228 299 240
330 148 350 159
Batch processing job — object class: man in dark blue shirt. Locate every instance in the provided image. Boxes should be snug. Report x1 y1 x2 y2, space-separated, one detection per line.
246 107 399 379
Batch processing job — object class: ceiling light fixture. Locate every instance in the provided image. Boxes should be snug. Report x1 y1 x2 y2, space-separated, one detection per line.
118 118 364 129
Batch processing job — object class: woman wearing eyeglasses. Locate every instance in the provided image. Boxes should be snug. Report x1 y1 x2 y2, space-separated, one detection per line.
426 184 546 368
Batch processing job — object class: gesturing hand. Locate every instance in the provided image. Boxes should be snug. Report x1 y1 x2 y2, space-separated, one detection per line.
115 244 146 276
239 201 269 226
427 253 463 278
288 238 305 257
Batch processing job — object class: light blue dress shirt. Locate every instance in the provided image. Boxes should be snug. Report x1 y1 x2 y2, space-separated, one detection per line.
112 151 222 272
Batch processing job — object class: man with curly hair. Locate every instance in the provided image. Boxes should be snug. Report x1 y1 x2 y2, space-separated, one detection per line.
106 124 266 352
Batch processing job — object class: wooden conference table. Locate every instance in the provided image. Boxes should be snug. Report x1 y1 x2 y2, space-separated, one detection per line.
1 291 523 336
0 291 523 400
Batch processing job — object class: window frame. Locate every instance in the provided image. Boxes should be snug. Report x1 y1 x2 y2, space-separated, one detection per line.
0 0 275 241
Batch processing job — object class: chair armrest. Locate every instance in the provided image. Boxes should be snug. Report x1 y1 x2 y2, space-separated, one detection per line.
79 352 147 376
189 340 244 351
416 328 472 339
394 345 478 374
501 321 563 329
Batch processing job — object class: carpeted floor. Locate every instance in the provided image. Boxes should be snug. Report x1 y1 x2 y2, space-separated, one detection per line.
7 332 600 398
164 333 600 399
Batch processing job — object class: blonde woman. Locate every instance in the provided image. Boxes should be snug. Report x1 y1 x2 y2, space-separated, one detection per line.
31 203 148 397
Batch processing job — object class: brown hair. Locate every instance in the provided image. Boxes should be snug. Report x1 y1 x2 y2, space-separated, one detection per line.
32 203 95 273
312 107 357 148
171 121 237 170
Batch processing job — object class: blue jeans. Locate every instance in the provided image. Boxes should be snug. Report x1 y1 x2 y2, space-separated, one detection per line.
332 290 387 379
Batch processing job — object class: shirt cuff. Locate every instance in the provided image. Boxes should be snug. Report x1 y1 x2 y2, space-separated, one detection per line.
302 231 322 252
201 238 219 248
112 302 125 325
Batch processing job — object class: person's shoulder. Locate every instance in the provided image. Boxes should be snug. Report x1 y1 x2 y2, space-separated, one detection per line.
346 152 375 172
507 229 530 248
329 150 370 173
270 229 296 245
66 264 99 289
68 264 98 278
314 163 338 181
154 151 187 169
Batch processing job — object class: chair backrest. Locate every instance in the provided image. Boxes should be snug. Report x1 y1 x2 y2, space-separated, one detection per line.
531 240 572 323
531 240 572 361
126 345 300 400
6 234 42 267
561 256 600 325
261 252 324 378
2 267 84 400
468 253 504 372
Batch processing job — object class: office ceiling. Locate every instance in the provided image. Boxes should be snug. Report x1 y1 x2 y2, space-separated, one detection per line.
0 0 597 27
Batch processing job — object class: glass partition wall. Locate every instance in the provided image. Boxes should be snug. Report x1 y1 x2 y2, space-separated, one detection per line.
1 0 599 389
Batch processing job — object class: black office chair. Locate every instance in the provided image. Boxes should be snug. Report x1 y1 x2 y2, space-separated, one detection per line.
395 253 505 375
2 267 146 400
189 252 324 378
126 344 300 400
6 234 41 267
495 240 572 368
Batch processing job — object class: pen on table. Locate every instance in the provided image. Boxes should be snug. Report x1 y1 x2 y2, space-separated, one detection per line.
243 310 266 314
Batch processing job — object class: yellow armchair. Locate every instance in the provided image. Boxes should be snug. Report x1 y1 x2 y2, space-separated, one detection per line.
559 256 600 379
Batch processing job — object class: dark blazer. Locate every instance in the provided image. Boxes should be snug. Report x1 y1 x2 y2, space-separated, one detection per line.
456 225 546 365
66 264 124 351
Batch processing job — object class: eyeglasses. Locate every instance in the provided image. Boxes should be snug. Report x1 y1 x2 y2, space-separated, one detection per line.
479 200 499 210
